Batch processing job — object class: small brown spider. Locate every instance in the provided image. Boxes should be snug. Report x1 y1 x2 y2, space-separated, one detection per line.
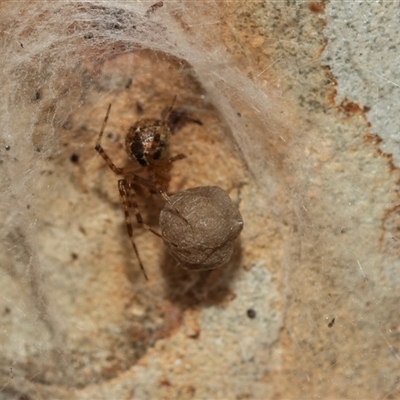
95 96 186 280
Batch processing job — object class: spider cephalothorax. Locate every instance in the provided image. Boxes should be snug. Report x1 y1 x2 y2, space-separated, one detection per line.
125 118 170 167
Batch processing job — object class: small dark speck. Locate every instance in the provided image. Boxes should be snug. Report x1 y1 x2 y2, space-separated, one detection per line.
62 121 72 130
32 90 41 102
71 253 78 260
106 22 122 30
70 153 79 164
328 318 335 328
27 204 31 210
136 102 144 114
79 225 87 235
125 78 132 89
20 42 24 48
188 329 200 339
5 145 10 151
247 309 256 319
4 307 10 314
84 32 94 39
36 148 41 152
237 112 241 117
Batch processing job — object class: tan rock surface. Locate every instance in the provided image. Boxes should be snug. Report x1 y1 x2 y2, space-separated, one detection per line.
0 2 398 399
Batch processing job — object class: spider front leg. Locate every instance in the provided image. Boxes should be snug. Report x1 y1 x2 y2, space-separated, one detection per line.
148 157 189 223
168 153 186 163
95 104 123 175
147 152 186 202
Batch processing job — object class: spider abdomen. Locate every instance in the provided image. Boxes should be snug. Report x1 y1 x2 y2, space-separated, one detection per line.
125 118 170 166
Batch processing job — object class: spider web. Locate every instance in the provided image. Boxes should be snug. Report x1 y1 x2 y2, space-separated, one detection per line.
0 1 399 399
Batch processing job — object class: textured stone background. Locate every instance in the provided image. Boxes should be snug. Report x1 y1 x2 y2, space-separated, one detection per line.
1 1 400 399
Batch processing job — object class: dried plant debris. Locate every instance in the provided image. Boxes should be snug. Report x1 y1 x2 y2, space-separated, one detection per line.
160 186 243 270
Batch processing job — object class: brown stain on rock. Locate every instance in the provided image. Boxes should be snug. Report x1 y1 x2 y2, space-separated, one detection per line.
380 204 400 256
338 100 365 116
308 2 326 14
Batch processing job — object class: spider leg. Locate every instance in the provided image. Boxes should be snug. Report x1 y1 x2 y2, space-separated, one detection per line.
95 104 123 175
118 179 149 280
120 180 164 239
168 153 186 163
161 95 177 127
119 175 178 247
148 165 189 224
149 96 178 156
145 1 163 17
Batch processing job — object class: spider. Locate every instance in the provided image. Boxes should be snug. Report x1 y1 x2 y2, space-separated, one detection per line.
95 96 186 280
